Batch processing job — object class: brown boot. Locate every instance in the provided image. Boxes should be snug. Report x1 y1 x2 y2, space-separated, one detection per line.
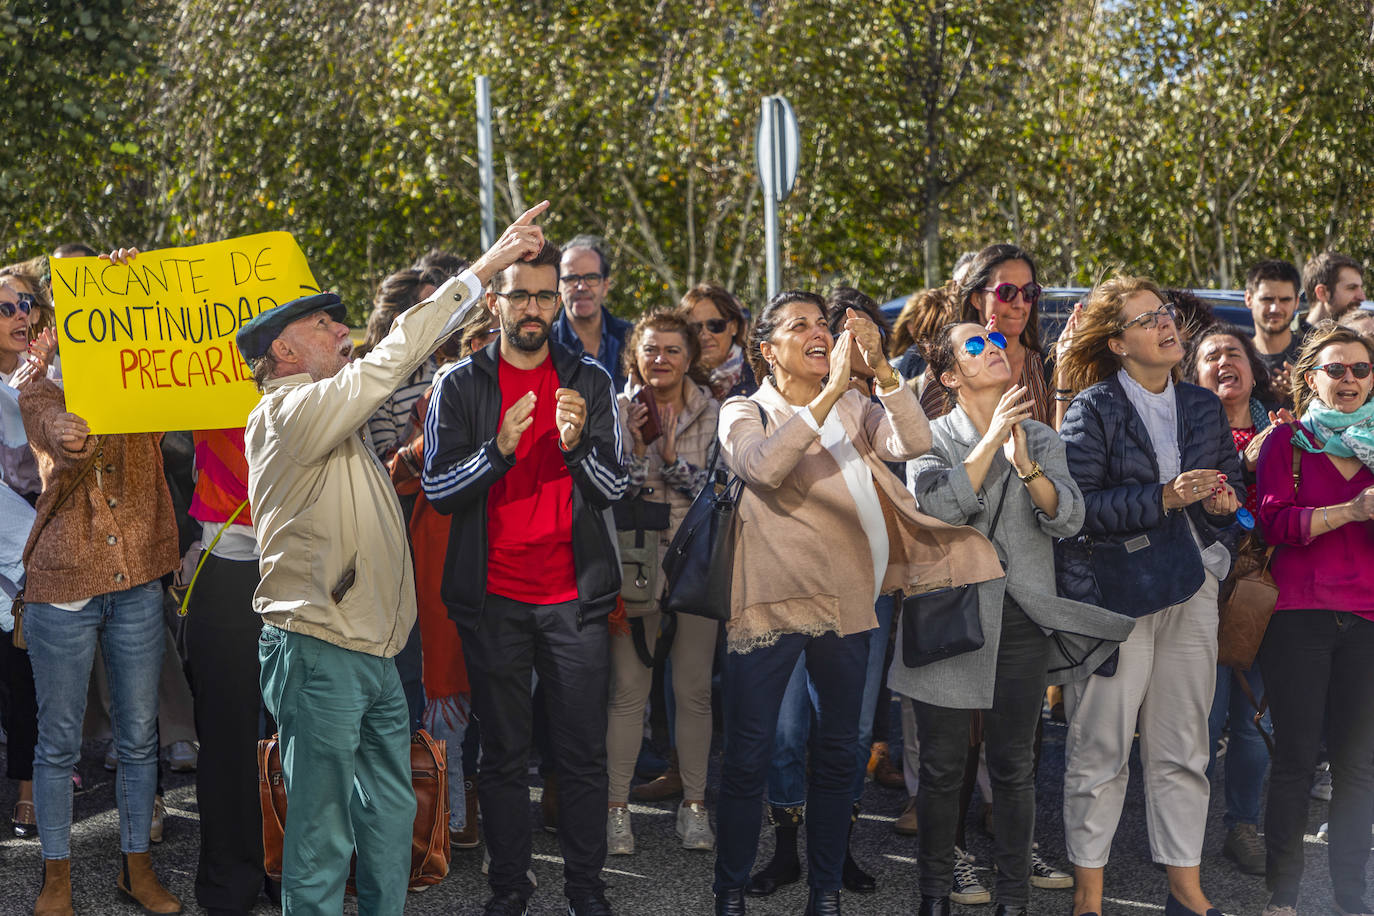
34 858 73 916
453 779 480 849
630 750 683 802
869 742 905 791
117 851 182 914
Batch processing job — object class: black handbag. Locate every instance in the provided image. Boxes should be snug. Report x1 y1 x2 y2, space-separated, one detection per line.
660 404 765 621
900 469 1013 668
1085 509 1205 618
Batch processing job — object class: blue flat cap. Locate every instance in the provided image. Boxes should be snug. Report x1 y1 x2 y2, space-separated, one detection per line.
236 292 347 360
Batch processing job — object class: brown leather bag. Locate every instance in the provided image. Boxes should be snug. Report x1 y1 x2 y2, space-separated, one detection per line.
257 728 451 892
1217 537 1278 670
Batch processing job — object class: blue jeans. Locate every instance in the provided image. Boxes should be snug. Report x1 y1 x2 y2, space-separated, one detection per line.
714 630 870 894
1207 664 1271 828
765 596 895 807
26 580 165 859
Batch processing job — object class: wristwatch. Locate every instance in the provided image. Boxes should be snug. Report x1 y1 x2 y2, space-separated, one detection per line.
876 367 901 392
1017 461 1044 483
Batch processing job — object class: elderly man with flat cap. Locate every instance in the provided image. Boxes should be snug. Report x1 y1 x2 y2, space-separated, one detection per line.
237 202 548 916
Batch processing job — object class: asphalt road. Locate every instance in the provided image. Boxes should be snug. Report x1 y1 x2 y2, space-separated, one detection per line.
0 710 1355 916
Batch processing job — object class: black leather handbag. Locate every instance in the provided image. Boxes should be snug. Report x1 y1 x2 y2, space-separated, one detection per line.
1085 509 1205 618
660 404 764 621
901 469 1012 668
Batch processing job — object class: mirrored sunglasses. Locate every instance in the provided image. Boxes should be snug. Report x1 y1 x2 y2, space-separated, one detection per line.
0 292 35 319
963 331 1008 356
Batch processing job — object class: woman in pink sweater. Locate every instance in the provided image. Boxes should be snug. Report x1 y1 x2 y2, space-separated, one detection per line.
1255 323 1374 916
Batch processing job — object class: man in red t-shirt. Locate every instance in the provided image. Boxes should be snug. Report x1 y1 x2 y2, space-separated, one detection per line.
423 241 627 916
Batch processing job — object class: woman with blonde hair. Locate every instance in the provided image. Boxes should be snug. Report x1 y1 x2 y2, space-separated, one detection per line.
1056 276 1242 916
888 284 958 382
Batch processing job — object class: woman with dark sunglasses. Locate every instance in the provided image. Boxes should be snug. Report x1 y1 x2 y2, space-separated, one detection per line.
893 322 1131 916
920 245 1052 427
1056 276 1242 916
681 283 757 400
1254 323 1374 916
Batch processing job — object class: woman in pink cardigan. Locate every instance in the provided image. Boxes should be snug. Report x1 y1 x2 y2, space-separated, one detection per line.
710 290 1002 916
1255 323 1374 916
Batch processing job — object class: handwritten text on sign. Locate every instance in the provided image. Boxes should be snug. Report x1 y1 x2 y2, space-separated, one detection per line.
49 232 319 433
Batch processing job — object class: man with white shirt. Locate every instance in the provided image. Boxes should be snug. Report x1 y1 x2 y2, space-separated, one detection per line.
238 203 547 916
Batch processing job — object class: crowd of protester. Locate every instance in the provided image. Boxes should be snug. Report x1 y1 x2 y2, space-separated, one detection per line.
0 209 1371 916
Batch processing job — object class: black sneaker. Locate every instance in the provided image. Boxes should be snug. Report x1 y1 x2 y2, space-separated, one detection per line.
568 892 613 916
483 891 529 916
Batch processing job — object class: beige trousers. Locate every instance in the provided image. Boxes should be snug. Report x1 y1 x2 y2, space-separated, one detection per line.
606 610 718 804
1062 574 1218 868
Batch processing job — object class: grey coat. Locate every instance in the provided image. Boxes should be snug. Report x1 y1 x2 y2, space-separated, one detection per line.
888 407 1135 709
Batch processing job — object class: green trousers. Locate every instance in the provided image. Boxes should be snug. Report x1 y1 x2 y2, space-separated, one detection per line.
258 624 415 916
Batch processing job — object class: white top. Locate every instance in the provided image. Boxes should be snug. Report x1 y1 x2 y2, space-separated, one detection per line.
800 399 889 603
201 520 260 562
1116 368 1231 580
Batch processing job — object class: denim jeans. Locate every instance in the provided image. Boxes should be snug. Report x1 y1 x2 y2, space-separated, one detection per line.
714 630 870 894
765 596 895 808
26 579 165 860
915 600 1050 906
1206 663 1270 828
424 693 471 831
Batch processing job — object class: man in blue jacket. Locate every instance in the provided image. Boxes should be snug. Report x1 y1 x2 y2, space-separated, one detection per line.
551 234 632 388
423 240 627 916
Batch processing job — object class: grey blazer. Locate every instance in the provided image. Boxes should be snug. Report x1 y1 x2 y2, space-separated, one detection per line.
888 407 1135 709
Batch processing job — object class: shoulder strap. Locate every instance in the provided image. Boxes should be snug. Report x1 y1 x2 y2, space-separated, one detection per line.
704 400 768 484
21 441 103 569
985 468 1016 542
1291 425 1303 491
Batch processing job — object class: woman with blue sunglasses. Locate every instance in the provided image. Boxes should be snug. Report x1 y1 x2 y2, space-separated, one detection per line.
893 321 1131 916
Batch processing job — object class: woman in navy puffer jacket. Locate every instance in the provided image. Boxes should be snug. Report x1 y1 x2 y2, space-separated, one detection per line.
1055 276 1242 916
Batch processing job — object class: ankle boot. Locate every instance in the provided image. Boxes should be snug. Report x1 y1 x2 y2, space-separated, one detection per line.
715 887 747 915
630 748 684 802
746 805 803 897
34 858 73 916
117 851 182 914
453 779 480 848
804 888 841 916
841 805 876 893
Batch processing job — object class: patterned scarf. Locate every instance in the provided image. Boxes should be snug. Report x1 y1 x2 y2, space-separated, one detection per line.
1296 398 1374 472
708 344 745 401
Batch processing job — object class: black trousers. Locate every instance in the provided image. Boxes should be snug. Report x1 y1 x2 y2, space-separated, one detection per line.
0 639 38 782
462 594 610 903
1260 610 1374 908
914 599 1050 906
186 554 273 912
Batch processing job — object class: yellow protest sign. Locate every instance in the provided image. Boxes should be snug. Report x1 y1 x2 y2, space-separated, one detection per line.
49 232 319 433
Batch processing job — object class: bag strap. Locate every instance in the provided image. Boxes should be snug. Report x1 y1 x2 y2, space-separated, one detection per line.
1231 667 1274 756
703 400 768 486
985 468 1016 542
178 499 251 617
20 442 103 571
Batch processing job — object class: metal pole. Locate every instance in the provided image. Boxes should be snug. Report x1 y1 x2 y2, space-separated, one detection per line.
476 76 496 251
762 98 781 299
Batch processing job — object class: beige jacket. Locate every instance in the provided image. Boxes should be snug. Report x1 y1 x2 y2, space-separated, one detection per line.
720 378 1003 653
246 272 480 657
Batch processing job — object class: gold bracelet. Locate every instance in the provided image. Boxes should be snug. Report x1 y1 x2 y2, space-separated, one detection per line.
1018 460 1044 483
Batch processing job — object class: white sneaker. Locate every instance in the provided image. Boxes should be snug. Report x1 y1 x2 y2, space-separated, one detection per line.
1312 762 1333 801
676 802 715 850
607 806 635 855
950 846 991 905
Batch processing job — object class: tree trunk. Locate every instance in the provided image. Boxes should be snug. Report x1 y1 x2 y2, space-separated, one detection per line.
923 193 942 287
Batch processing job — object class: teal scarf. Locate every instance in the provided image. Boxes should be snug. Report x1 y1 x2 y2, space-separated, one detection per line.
1296 399 1374 471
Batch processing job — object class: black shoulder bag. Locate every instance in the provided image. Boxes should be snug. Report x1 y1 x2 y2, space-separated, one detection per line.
660 403 766 621
900 467 1013 668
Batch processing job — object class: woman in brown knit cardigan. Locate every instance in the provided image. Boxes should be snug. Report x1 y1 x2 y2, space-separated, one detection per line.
710 290 1002 916
16 324 183 916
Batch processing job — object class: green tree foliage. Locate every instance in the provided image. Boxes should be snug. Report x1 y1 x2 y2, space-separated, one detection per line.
3 0 1373 320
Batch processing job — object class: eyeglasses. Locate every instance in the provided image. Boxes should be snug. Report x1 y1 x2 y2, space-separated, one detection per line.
0 293 35 319
559 273 606 288
1313 361 1373 380
1119 304 1177 332
962 332 1008 357
981 282 1041 305
492 289 560 309
690 318 730 335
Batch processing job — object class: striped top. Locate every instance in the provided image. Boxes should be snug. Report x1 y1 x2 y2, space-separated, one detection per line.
367 356 437 459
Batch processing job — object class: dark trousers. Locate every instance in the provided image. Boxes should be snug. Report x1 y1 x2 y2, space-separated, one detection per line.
914 600 1050 906
713 630 870 894
186 554 273 912
461 594 610 902
1 640 38 781
1260 610 1374 908
394 620 424 732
